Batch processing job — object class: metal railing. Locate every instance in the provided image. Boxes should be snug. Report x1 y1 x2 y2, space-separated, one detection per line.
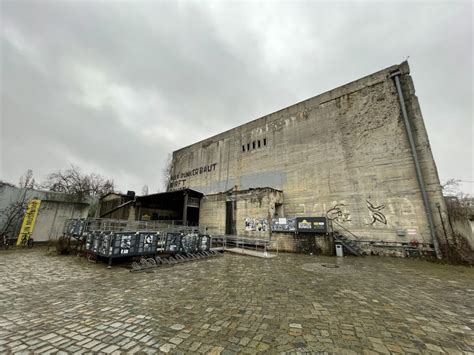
64 218 203 238
63 218 280 258
331 220 361 240
210 235 279 255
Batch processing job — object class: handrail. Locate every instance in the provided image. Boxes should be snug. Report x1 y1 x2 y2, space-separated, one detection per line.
65 217 201 235
331 220 361 240
210 235 279 255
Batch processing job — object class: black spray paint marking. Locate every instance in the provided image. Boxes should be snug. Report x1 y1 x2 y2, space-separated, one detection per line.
366 199 387 225
326 203 351 223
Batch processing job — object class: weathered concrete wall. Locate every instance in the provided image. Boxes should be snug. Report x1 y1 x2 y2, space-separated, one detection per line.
32 201 89 242
444 198 474 263
235 189 282 238
171 62 448 248
200 194 226 235
271 233 333 255
200 188 283 237
98 194 131 220
0 183 91 242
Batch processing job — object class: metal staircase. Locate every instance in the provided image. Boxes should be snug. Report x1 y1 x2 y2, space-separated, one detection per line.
334 233 365 256
332 221 366 256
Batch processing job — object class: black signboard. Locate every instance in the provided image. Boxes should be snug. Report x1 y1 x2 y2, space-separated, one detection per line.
295 217 328 234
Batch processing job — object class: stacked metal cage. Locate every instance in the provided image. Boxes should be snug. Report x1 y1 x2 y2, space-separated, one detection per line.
83 230 211 259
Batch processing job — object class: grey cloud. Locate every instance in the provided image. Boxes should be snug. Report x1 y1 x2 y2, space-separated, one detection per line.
1 1 472 194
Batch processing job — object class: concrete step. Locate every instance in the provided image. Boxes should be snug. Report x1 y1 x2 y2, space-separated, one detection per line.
225 247 277 258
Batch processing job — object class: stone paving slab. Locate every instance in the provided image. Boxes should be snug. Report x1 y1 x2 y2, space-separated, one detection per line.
0 249 473 354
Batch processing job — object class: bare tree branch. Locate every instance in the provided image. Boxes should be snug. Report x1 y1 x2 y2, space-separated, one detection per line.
40 165 115 197
0 170 35 238
163 153 173 192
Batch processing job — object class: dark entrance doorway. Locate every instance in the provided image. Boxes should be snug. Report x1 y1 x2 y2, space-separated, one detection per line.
225 201 235 235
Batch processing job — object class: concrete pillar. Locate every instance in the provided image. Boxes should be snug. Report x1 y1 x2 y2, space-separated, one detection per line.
182 193 188 226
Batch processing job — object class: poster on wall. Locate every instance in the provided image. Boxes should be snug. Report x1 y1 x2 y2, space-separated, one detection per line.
271 217 296 232
295 217 328 234
244 217 268 232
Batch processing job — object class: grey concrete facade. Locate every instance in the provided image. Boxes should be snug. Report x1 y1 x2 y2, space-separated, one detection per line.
200 188 283 237
169 62 449 251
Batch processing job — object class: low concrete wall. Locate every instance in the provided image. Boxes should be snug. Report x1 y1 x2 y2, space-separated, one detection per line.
32 200 90 242
0 183 91 243
444 198 474 264
270 233 334 255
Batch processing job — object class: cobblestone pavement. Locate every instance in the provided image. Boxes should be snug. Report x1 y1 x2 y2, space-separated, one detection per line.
0 249 473 354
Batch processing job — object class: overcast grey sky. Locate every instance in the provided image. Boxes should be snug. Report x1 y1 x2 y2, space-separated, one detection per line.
1 0 472 194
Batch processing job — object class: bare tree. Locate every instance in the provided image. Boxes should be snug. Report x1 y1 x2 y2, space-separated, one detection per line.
141 185 149 196
440 178 474 213
40 165 114 197
18 169 36 189
441 178 462 196
441 178 473 206
162 153 173 192
0 169 36 239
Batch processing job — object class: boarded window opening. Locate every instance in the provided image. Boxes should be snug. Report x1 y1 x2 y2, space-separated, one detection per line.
258 140 261 148
264 138 267 146
242 145 245 152
252 141 255 149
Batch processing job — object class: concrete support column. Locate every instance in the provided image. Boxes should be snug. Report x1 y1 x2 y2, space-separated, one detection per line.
182 193 188 226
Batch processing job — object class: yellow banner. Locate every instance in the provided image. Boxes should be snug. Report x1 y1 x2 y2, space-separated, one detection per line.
16 199 42 246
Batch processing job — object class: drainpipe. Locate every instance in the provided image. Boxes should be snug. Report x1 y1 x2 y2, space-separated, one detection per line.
390 70 442 259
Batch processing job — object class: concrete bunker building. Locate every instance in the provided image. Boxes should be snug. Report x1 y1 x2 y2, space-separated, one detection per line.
169 62 449 256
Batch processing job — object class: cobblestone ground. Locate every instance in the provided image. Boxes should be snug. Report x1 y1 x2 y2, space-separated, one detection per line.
0 249 473 354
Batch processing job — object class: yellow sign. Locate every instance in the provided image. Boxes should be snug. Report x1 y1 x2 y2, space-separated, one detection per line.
16 199 41 246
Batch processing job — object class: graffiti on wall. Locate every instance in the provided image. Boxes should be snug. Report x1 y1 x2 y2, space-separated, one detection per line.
290 199 392 226
168 163 218 191
325 203 351 223
170 163 218 181
244 217 268 232
366 199 387 225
